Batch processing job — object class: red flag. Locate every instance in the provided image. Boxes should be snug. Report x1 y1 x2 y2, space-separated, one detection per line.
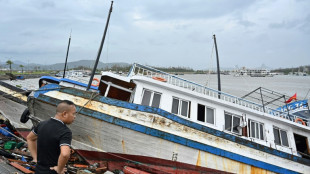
285 93 297 103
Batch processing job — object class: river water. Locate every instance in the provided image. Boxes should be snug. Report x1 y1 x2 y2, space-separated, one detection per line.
182 74 310 100
2 74 310 101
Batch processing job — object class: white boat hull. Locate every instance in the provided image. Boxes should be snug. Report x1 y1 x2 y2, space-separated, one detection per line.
26 86 310 174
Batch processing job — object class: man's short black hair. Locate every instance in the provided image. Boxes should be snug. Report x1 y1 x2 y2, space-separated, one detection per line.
56 100 75 113
58 100 75 106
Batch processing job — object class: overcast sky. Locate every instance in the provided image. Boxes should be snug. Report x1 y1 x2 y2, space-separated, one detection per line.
0 0 309 70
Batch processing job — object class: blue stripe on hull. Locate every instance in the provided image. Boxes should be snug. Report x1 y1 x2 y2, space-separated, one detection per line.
35 94 300 174
55 86 310 167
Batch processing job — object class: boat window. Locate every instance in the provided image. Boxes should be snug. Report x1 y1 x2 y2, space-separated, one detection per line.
224 113 241 135
280 130 289 147
141 89 162 108
294 133 310 159
181 101 188 116
152 93 161 108
141 90 152 106
206 108 214 124
273 127 289 147
225 114 232 131
249 120 264 140
99 76 136 102
197 104 215 125
172 98 179 114
172 97 190 118
106 86 132 102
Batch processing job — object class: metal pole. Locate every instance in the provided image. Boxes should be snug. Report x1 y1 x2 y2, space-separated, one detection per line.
87 1 114 90
259 87 266 113
213 34 221 99
63 32 72 78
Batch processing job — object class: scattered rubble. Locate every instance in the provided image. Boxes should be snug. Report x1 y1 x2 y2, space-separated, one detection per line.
0 116 154 174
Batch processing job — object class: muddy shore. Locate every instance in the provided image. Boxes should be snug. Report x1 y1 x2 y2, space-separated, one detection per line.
0 74 52 80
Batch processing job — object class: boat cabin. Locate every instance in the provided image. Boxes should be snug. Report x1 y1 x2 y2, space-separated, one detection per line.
98 63 310 160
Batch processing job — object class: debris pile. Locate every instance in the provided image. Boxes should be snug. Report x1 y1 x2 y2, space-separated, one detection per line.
0 118 153 174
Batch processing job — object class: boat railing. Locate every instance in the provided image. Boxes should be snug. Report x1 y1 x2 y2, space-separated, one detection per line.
128 63 308 126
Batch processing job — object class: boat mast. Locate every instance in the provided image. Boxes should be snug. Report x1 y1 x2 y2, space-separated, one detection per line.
87 1 113 90
63 31 72 78
213 34 221 99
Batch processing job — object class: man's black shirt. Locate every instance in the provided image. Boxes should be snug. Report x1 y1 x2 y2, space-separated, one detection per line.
33 118 72 173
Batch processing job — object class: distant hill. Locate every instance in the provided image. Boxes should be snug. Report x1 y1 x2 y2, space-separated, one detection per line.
0 60 130 71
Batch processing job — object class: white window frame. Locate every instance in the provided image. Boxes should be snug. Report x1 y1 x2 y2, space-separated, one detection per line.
141 89 162 108
249 119 265 140
172 97 190 118
224 112 242 135
273 127 289 147
197 104 215 125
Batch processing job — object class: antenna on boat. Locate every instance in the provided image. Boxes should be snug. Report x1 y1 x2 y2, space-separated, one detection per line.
87 1 114 90
63 30 72 78
213 34 221 99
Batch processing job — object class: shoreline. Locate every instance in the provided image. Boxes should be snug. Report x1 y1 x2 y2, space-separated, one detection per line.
0 74 51 80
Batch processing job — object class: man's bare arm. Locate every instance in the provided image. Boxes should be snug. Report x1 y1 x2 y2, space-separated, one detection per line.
51 145 71 174
26 131 38 162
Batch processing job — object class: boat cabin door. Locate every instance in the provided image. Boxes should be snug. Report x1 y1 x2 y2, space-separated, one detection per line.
293 133 310 159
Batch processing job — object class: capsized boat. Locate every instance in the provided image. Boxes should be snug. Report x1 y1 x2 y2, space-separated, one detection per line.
21 63 310 173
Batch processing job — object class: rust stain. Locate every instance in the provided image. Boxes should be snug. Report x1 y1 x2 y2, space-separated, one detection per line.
183 127 188 132
239 163 248 174
212 154 218 169
122 140 126 153
159 118 165 126
196 150 201 166
222 157 226 171
250 166 269 174
87 135 95 145
204 151 208 167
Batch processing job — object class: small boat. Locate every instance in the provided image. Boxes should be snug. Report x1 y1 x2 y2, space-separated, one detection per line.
74 149 231 174
16 75 25 80
18 63 310 174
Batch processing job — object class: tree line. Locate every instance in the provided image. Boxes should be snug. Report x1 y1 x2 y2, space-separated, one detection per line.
272 65 310 75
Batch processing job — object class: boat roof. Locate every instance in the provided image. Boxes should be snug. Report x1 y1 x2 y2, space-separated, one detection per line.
126 63 309 123
40 76 98 90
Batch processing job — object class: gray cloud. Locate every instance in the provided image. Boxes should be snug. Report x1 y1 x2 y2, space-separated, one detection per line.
0 0 309 69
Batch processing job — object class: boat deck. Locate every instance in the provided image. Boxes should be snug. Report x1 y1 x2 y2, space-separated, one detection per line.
128 63 310 125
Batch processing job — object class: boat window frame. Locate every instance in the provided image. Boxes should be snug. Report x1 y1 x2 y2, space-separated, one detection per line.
172 97 190 118
141 88 162 108
224 112 242 135
273 126 290 147
248 119 265 140
197 104 215 125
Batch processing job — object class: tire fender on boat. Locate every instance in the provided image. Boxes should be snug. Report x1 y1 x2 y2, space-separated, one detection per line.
295 118 306 126
20 108 30 123
91 78 100 87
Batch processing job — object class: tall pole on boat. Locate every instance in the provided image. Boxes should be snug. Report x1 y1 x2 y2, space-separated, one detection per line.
87 1 113 91
63 31 72 78
213 34 221 99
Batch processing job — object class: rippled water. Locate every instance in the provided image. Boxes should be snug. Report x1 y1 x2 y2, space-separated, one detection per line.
181 74 310 99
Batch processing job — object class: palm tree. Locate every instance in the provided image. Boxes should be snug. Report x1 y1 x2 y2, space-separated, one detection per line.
6 60 13 73
19 65 24 73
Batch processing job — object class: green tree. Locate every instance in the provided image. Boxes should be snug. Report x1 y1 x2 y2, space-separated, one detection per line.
19 64 24 73
6 60 13 73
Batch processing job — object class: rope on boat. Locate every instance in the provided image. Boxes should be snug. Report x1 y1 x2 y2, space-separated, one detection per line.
76 92 100 116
